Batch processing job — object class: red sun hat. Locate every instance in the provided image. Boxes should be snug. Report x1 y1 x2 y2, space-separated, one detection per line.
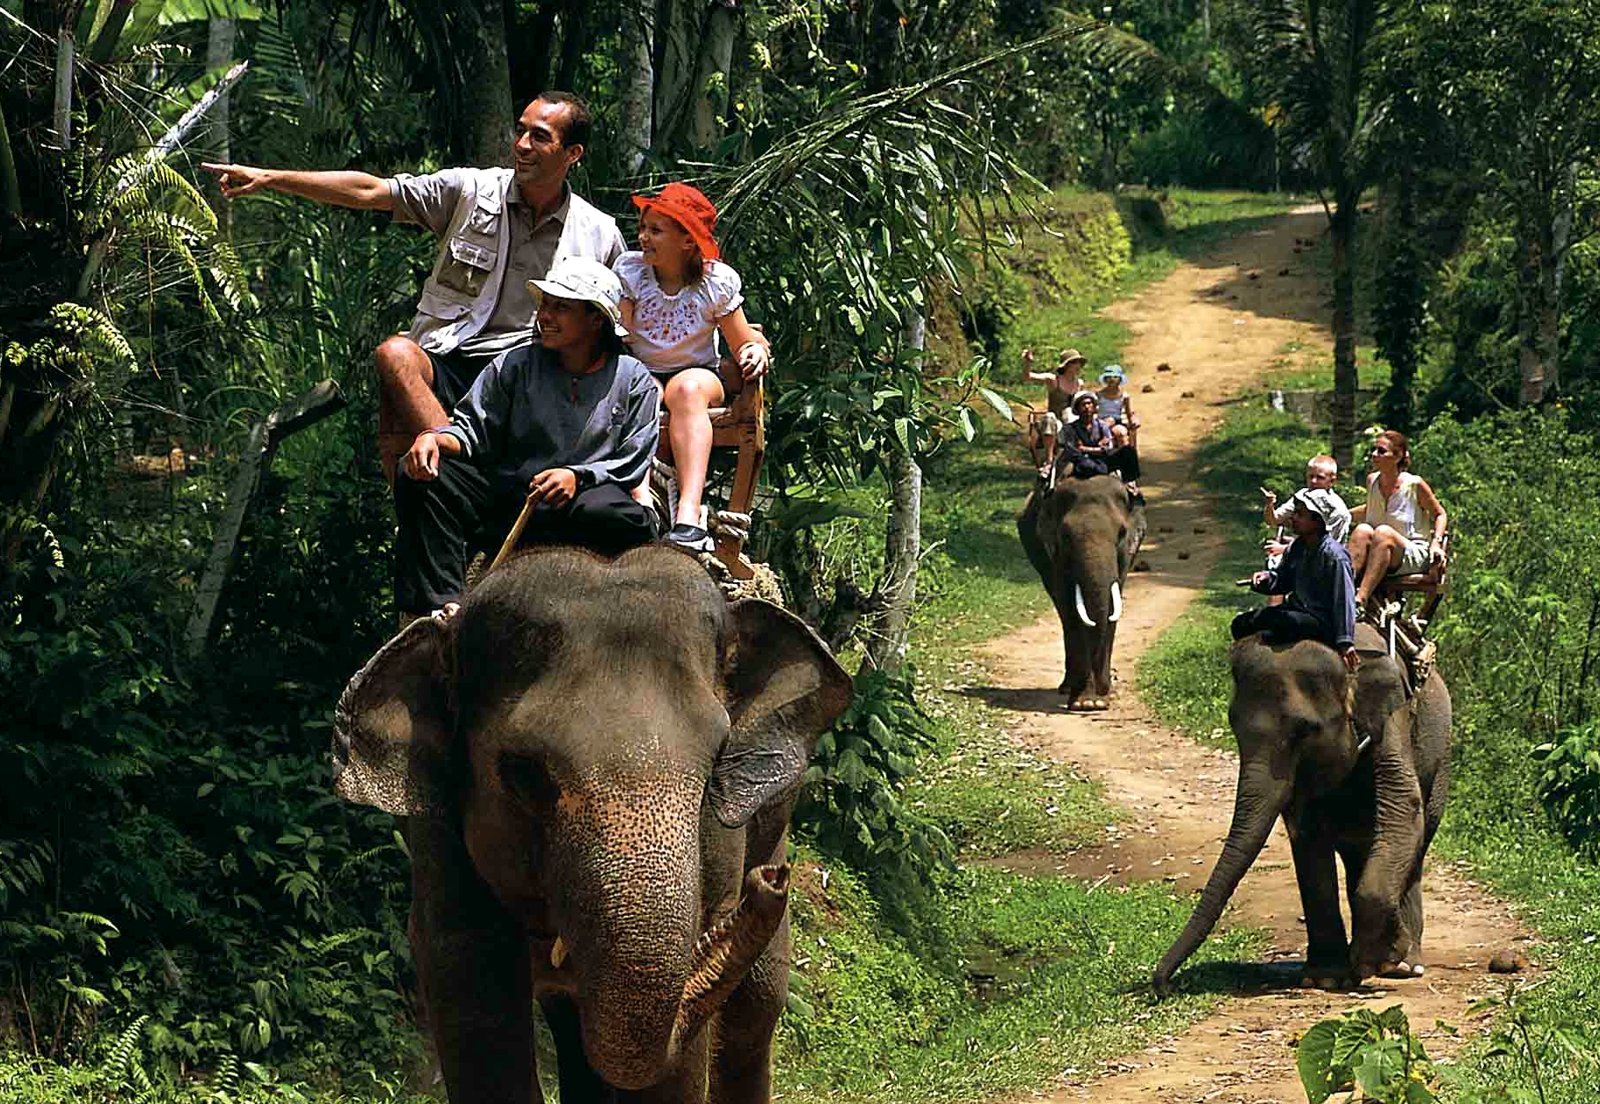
632 182 721 262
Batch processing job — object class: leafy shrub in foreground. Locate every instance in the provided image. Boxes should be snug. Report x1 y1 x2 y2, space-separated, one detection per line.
1296 1005 1438 1104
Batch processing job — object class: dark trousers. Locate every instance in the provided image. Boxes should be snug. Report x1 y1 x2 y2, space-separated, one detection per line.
1060 443 1141 482
425 349 500 411
394 459 656 612
1231 605 1329 647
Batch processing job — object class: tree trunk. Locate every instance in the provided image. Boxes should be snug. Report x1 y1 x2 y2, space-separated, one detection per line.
1528 167 1576 404
0 101 21 221
52 29 73 150
554 0 587 93
863 448 921 675
862 315 925 676
617 2 656 173
508 0 557 107
689 3 737 151
205 17 235 234
653 0 701 156
1375 177 1422 432
455 1 513 167
1516 229 1545 406
1329 195 1359 469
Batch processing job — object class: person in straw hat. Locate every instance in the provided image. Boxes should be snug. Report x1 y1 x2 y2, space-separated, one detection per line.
1022 347 1088 471
393 258 660 619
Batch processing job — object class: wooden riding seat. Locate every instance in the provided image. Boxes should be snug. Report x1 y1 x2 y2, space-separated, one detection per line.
1376 530 1450 627
659 374 765 579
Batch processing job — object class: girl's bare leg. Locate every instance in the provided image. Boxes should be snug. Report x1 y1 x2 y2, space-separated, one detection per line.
1355 528 1403 606
662 368 725 528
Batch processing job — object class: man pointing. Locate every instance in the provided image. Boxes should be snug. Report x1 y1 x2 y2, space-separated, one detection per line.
203 91 626 483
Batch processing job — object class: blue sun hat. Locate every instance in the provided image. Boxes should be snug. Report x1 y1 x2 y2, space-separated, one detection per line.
1099 364 1127 384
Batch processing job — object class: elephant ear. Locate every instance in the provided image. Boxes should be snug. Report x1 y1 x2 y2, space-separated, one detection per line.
332 615 456 816
710 599 854 829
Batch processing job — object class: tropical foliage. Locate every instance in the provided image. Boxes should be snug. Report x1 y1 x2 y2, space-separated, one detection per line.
5 0 1600 1099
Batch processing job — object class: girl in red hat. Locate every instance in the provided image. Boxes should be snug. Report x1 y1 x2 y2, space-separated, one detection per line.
615 182 770 552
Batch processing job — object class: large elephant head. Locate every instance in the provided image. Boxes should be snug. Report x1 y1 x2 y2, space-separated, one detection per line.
331 545 852 1090
1018 475 1147 709
1153 623 1451 990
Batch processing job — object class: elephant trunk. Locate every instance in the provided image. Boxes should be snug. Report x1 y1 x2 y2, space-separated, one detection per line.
1063 543 1119 627
572 856 788 1091
1153 755 1290 991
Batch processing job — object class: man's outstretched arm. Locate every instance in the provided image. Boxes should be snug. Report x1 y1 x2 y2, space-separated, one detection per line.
200 164 392 210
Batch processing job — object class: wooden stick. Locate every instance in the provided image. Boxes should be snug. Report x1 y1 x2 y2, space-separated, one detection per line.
489 493 538 573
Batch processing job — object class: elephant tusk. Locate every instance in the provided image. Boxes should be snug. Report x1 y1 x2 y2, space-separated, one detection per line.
551 936 569 969
1109 582 1123 623
1074 584 1096 628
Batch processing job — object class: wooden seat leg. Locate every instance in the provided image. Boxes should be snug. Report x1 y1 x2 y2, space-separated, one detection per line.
712 432 763 580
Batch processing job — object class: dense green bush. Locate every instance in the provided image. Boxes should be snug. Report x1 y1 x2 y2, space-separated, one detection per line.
1533 721 1600 857
0 477 417 1081
795 668 956 891
1416 411 1600 817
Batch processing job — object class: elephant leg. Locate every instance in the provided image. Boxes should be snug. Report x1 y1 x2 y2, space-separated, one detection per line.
1395 878 1424 972
1287 820 1348 985
542 995 613 1104
710 913 788 1104
1350 709 1426 978
1053 606 1091 702
408 815 535 1104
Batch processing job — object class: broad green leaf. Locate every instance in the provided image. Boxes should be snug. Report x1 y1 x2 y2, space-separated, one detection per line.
977 386 1015 424
1296 1020 1339 1104
1353 1038 1406 1096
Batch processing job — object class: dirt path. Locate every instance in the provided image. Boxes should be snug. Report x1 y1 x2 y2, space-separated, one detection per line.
979 209 1534 1102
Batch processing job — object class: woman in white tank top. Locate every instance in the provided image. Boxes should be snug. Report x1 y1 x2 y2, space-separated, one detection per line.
1347 429 1448 609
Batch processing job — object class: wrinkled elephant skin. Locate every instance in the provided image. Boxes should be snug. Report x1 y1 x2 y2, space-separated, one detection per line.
1153 623 1451 991
1017 475 1147 710
332 545 853 1103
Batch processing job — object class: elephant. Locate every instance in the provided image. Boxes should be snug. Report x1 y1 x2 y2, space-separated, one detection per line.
1017 474 1147 710
331 544 853 1103
1152 622 1451 991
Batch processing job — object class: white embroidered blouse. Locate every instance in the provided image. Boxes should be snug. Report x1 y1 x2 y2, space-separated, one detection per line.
614 251 745 372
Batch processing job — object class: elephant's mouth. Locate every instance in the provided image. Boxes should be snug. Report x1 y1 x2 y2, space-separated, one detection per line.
555 863 791 1088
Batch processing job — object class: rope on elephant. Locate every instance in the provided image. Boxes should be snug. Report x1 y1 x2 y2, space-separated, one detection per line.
695 552 784 603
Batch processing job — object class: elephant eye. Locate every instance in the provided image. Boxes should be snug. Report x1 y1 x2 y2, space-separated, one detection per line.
498 752 560 807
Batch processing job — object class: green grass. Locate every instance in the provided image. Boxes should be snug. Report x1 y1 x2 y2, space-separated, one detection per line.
779 860 1262 1103
775 191 1301 1103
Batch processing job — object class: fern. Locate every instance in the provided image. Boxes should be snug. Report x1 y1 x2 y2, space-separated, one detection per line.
102 1014 152 1098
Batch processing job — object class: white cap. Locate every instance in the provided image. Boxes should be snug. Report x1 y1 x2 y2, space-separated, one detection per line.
1291 487 1345 529
528 258 628 336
